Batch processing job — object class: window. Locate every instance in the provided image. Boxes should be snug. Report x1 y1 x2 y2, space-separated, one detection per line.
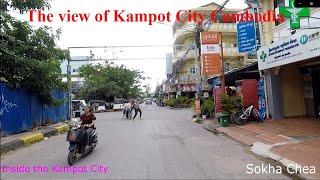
189 67 197 74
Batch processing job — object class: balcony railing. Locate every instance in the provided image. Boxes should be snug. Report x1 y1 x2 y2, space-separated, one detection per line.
173 23 195 42
209 23 237 32
178 75 197 84
174 48 196 60
223 47 244 57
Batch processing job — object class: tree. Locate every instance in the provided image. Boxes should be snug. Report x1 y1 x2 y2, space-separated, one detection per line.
0 0 68 105
76 63 145 101
143 84 152 98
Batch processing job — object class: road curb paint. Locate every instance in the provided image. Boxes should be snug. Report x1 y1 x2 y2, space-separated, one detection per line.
19 133 44 145
54 124 69 134
1 123 70 154
0 139 24 154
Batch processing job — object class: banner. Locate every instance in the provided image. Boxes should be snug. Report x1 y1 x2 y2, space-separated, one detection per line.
200 32 222 76
257 29 320 70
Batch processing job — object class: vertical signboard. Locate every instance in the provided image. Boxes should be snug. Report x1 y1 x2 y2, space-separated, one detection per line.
200 32 221 76
237 21 256 53
195 100 201 115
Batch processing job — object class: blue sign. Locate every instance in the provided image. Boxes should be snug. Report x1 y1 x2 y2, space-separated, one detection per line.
258 79 266 121
237 21 257 53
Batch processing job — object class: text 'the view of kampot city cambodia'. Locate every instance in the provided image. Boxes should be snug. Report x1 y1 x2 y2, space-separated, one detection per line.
1 0 320 179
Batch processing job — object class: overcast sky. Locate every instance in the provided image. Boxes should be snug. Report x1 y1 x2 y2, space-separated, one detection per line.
14 0 247 91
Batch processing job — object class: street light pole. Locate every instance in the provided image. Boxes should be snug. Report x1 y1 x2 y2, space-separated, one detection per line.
67 47 72 120
219 32 226 94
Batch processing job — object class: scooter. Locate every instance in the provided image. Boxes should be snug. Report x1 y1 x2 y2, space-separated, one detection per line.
66 122 98 165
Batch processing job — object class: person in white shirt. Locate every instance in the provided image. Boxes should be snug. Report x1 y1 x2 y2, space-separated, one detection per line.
122 102 132 119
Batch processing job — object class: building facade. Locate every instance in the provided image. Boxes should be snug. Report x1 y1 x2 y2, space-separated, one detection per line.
254 0 320 119
168 2 254 99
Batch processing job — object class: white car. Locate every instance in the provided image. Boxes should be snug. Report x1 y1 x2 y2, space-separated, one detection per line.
89 100 107 112
113 98 125 111
72 100 87 117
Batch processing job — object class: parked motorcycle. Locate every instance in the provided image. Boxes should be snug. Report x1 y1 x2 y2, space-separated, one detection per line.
66 122 98 165
230 104 261 125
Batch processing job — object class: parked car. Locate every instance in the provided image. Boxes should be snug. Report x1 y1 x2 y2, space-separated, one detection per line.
113 98 125 111
144 98 152 105
89 100 107 112
105 101 113 110
72 100 87 117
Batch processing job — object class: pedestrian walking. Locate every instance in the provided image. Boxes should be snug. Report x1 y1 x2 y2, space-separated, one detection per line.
133 99 142 120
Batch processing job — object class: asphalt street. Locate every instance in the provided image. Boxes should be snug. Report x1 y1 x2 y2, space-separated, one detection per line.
1 104 289 179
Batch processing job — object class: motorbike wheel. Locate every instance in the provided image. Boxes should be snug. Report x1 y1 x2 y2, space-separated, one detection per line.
68 150 77 165
231 112 245 125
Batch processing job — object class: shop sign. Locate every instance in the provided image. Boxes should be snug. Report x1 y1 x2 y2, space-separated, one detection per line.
257 29 320 70
200 32 222 76
237 21 256 53
195 100 201 115
279 0 310 30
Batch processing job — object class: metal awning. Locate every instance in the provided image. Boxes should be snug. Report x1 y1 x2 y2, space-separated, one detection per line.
207 62 259 86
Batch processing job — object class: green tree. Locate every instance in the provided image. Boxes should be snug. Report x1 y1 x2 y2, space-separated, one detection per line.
76 63 145 101
0 0 68 104
143 84 152 98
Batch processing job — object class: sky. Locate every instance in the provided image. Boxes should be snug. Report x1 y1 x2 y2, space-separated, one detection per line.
14 0 248 91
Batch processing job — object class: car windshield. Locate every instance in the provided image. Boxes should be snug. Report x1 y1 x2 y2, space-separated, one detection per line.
90 101 105 106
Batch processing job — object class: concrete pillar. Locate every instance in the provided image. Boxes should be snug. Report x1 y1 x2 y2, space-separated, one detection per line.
265 74 284 120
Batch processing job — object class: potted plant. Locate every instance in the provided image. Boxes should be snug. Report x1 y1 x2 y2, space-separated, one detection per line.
201 99 215 119
220 95 242 127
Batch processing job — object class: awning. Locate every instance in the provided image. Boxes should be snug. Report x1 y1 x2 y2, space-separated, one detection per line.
207 62 259 86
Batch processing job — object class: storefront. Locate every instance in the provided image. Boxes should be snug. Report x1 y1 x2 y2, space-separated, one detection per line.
257 29 320 119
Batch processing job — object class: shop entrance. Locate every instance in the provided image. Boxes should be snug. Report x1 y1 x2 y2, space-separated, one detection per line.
301 63 320 118
312 66 320 118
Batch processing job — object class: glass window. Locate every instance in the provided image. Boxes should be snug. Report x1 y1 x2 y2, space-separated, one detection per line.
189 67 196 74
274 0 286 26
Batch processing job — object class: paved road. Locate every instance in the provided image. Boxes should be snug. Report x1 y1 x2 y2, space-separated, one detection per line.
1 104 288 179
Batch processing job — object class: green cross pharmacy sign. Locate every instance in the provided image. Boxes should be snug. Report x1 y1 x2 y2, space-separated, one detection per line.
279 0 310 29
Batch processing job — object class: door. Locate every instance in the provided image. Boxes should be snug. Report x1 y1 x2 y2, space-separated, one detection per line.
312 66 320 118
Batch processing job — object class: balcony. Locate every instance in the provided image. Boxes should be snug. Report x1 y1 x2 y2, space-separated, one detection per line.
209 23 237 33
223 47 245 57
178 75 197 84
173 22 195 44
174 48 196 61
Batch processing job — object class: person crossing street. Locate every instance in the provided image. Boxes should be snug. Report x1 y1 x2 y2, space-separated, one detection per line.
133 99 142 120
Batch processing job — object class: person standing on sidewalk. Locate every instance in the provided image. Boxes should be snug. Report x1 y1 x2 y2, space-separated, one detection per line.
133 99 142 120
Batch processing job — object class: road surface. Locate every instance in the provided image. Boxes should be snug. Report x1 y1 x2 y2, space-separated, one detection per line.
1 104 288 179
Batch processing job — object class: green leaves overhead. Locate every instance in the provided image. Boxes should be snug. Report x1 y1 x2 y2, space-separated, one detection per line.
0 0 68 105
76 64 145 101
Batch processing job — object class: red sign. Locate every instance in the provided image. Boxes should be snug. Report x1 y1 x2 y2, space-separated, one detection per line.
200 32 221 77
201 54 221 76
200 31 220 44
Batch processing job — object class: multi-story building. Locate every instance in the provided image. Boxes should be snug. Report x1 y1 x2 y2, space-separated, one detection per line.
169 2 253 99
252 0 320 119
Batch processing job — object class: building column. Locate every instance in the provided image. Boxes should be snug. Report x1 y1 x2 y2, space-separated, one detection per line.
265 74 284 120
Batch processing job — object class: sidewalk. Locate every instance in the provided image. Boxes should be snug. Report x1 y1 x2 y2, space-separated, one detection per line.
1 122 71 154
203 117 320 179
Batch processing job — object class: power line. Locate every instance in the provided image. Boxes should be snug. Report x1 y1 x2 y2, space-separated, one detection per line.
68 45 183 49
69 58 167 62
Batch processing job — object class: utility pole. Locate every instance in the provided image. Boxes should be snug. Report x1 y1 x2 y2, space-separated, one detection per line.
194 22 204 100
67 47 72 120
219 32 226 94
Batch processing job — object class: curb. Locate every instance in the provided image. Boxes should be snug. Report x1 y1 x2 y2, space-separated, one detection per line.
0 123 70 155
212 127 313 179
54 124 70 134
